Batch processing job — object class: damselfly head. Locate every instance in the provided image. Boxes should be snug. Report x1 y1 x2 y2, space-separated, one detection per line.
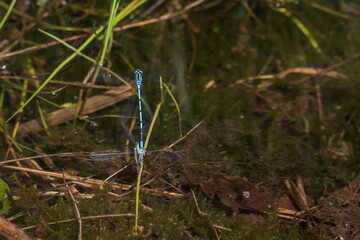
134 69 143 75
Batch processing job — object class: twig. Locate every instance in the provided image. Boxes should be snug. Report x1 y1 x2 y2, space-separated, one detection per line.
6 149 31 178
0 0 206 60
2 165 185 199
0 216 32 240
0 152 250 167
315 83 326 142
0 33 90 59
0 75 128 90
295 52 360 84
315 84 324 122
190 189 220 240
0 152 88 165
337 103 360 145
234 67 348 86
188 31 197 72
157 177 185 195
132 0 167 22
22 213 134 230
100 163 130 189
168 120 204 148
63 171 82 240
114 0 205 31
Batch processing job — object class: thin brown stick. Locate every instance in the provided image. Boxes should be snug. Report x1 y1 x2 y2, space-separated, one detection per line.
315 84 324 122
2 165 185 199
22 213 134 230
6 210 27 222
157 177 185 195
0 152 88 165
315 83 326 142
295 52 360 84
0 75 126 90
0 33 90 59
0 21 36 57
132 0 167 22
0 0 205 60
190 189 220 240
77 65 97 117
168 120 204 148
241 1 263 26
337 103 360 145
191 189 201 214
7 149 31 178
63 171 82 240
100 163 131 189
234 67 348 86
188 31 197 72
0 152 250 167
113 0 206 31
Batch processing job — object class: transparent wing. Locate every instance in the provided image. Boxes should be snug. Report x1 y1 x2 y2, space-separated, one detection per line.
89 150 132 161
89 150 182 163
147 151 182 163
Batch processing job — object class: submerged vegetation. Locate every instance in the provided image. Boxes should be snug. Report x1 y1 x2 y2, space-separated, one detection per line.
0 0 360 239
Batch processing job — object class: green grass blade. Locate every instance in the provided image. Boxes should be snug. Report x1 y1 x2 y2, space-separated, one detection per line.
38 29 132 89
0 0 16 30
310 2 349 20
134 161 143 234
0 1 34 21
159 77 164 103
114 0 147 25
269 5 322 54
163 83 182 137
6 0 144 123
144 102 162 149
36 99 50 136
6 27 102 123
90 0 120 92
100 0 119 64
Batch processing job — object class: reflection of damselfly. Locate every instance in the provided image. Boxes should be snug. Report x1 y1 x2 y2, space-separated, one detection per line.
91 70 179 171
89 149 182 163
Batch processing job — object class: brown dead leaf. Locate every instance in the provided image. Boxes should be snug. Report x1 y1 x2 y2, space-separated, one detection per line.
199 172 275 212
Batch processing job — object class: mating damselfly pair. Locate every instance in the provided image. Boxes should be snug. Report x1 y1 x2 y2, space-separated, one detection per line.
90 69 182 170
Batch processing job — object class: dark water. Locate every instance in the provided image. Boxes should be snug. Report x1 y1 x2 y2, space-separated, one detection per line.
1 1 360 239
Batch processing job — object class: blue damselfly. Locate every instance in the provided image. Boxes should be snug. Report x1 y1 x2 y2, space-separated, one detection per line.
89 70 182 170
133 69 146 168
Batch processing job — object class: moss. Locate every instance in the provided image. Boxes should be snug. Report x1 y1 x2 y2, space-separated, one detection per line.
1 0 360 238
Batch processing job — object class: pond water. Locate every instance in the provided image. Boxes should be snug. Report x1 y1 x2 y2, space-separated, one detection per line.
0 1 360 239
